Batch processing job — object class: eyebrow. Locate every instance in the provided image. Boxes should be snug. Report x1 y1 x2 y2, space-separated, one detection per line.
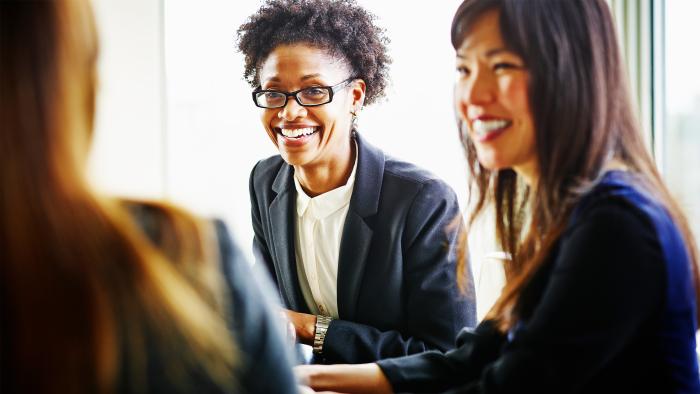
262 73 324 84
301 73 323 81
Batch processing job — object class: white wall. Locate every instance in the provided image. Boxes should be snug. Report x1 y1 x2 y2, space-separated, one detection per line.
89 0 165 198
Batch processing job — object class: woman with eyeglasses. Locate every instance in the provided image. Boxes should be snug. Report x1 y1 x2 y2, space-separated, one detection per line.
295 0 700 392
238 0 476 365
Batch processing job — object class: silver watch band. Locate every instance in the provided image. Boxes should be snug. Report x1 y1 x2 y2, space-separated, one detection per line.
312 315 333 355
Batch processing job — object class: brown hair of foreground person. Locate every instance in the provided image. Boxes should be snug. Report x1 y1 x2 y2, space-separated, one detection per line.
0 1 235 392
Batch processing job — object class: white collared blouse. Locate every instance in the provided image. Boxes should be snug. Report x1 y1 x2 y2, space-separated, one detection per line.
293 150 358 318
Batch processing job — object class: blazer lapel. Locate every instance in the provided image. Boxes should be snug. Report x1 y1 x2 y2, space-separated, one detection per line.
337 132 384 321
269 163 309 312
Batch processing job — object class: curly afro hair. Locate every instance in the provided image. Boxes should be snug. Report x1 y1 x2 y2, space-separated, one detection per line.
236 0 391 105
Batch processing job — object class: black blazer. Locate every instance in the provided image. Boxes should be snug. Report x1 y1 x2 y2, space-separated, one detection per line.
249 132 476 364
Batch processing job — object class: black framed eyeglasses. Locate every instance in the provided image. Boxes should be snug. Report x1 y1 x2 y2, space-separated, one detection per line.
252 78 354 109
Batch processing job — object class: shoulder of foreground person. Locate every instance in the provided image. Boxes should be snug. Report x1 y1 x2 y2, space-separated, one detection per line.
122 202 299 393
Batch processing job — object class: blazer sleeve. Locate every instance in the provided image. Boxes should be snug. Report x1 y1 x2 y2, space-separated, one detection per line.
320 179 477 363
215 220 299 394
378 200 667 393
377 320 505 393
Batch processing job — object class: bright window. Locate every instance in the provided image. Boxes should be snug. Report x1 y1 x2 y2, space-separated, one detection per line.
663 0 700 248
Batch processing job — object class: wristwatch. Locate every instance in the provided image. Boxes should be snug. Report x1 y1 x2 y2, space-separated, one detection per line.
312 315 333 355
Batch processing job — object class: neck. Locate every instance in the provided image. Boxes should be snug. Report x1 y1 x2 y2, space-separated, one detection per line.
294 139 355 197
514 160 539 187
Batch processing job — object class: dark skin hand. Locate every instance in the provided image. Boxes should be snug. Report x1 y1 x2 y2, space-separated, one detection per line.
285 308 317 345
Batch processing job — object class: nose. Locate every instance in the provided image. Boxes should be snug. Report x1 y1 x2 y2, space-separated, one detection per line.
278 97 307 121
456 69 495 117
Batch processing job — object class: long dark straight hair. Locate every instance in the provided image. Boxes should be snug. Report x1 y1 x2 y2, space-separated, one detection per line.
452 0 700 331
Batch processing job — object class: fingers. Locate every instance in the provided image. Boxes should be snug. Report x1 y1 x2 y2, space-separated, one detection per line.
294 364 314 386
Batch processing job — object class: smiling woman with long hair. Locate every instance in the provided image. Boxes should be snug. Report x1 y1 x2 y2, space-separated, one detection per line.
0 1 296 393
295 0 700 392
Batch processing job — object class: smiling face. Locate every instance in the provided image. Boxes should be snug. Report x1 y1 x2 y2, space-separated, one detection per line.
257 44 364 169
455 10 537 182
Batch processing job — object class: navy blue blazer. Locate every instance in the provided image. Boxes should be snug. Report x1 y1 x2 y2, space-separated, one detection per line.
378 171 700 393
249 132 476 364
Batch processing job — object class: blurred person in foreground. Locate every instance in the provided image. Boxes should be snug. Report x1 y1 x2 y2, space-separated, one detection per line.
296 0 700 392
0 1 297 392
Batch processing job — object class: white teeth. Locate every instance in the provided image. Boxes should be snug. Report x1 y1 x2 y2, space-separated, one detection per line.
280 127 318 138
472 119 511 136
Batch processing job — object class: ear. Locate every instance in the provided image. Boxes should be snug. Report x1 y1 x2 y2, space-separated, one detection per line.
351 79 366 110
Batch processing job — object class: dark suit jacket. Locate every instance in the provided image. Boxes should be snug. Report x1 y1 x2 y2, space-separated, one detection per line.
249 132 476 364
